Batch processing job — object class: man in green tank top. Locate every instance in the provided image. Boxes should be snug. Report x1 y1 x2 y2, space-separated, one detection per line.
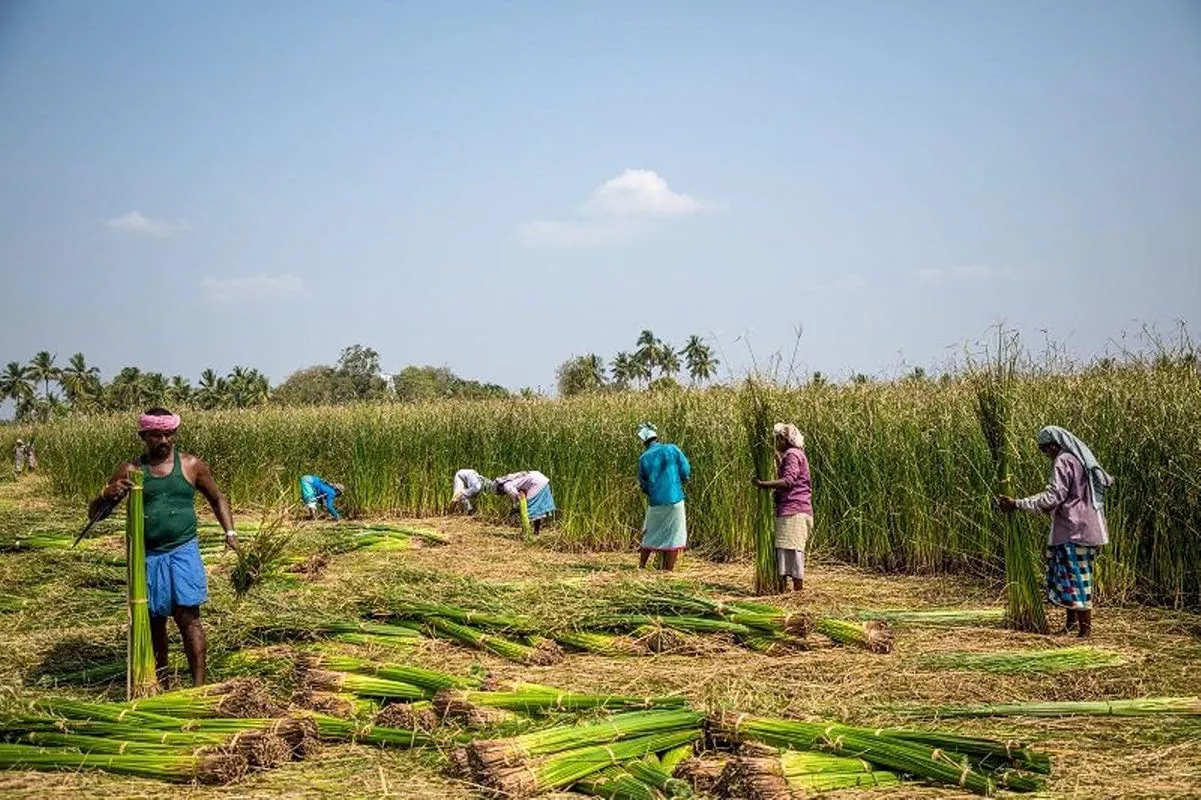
89 408 238 687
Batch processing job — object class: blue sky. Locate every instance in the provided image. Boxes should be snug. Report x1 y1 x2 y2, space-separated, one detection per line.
1 0 1199 398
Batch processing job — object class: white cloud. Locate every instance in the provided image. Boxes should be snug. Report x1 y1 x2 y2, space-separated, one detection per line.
518 169 707 248
202 274 308 304
104 211 186 237
918 264 1011 283
583 169 703 217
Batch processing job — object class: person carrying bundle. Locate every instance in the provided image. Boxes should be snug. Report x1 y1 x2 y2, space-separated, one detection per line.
493 470 555 534
752 422 813 593
12 439 26 477
89 408 238 686
636 423 692 571
449 468 492 514
300 474 345 520
997 425 1114 638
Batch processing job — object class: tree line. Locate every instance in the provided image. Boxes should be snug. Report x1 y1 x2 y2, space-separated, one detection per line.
0 345 514 423
556 330 720 396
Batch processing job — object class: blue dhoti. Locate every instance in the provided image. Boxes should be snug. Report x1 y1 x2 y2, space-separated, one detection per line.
146 537 208 618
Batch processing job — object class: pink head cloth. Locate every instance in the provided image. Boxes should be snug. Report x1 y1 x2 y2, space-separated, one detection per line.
138 413 181 433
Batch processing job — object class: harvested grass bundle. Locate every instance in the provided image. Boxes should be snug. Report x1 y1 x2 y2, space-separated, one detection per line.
612 586 809 639
230 495 298 597
974 330 1048 634
304 653 477 691
308 713 432 748
385 600 539 635
659 743 695 775
221 729 293 768
124 470 158 699
0 743 247 784
316 620 423 639
467 709 705 773
553 630 644 656
814 618 894 653
625 755 694 797
921 646 1125 674
289 690 378 719
482 729 702 797
591 613 755 637
740 380 781 595
15 731 181 755
707 712 1047 796
854 608 1004 627
675 756 729 795
33 698 181 727
573 764 661 800
735 634 803 656
124 678 282 718
374 702 439 732
304 669 428 701
908 696 1201 719
433 687 686 717
519 495 534 540
424 617 554 664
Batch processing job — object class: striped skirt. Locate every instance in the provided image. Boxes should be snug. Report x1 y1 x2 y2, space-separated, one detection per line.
1045 543 1098 611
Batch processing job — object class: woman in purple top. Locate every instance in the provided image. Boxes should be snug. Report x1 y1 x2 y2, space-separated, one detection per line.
999 425 1113 638
752 422 813 593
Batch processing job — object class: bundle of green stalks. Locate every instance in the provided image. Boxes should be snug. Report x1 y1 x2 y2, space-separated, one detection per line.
374 701 440 732
706 712 1049 796
478 729 703 797
315 620 424 640
290 690 379 719
433 686 686 717
0 742 247 784
519 495 534 540
466 709 705 775
303 669 429 701
307 712 433 748
125 470 158 699
384 599 540 635
326 522 449 545
589 614 757 638
814 617 894 654
304 653 478 691
974 331 1048 634
230 515 298 598
553 630 645 657
423 616 558 665
854 608 1004 627
624 752 694 797
904 696 1201 719
612 586 809 638
740 380 781 596
119 679 283 719
717 752 901 799
0 533 74 552
921 646 1125 674
573 764 662 800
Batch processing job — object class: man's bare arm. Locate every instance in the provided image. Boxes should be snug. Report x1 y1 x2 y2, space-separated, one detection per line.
89 462 136 518
193 458 237 547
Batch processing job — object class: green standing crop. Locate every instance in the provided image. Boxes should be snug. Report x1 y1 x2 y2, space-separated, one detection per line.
125 470 158 699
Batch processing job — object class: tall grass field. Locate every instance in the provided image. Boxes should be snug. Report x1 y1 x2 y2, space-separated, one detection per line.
7 362 1199 608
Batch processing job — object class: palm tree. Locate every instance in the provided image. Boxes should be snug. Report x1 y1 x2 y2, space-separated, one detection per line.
610 352 635 389
61 353 102 406
228 366 270 407
657 341 681 379
681 335 719 385
196 369 222 409
27 351 60 400
144 373 168 405
634 330 660 388
167 375 193 406
105 365 146 408
0 362 35 408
